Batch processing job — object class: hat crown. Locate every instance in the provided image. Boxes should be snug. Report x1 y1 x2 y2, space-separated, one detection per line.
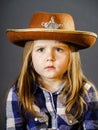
29 12 75 30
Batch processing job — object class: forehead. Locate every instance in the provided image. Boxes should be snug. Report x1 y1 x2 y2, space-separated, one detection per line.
33 40 69 48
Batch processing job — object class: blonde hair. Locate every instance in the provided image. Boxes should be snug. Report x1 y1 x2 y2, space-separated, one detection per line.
17 41 39 116
62 45 88 118
17 41 97 118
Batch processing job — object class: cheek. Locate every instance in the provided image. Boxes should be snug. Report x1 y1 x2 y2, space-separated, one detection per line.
65 53 70 65
65 53 70 67
59 52 70 70
32 54 38 69
32 54 43 73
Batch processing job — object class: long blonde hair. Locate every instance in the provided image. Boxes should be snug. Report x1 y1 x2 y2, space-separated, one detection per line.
62 45 88 118
17 41 97 118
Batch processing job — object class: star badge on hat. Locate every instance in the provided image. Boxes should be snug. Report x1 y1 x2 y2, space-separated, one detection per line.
41 16 63 29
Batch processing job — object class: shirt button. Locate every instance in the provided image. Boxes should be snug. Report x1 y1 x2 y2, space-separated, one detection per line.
47 97 50 100
34 117 38 121
69 120 73 124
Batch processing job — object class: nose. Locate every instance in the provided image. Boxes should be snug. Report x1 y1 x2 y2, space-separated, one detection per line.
47 57 55 61
46 50 55 61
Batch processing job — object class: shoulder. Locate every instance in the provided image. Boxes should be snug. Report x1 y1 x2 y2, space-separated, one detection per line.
7 85 18 102
84 83 98 103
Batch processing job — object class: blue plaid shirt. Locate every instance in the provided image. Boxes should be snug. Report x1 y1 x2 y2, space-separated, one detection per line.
6 83 98 130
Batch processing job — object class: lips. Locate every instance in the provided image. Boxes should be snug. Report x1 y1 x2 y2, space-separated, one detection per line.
45 66 55 70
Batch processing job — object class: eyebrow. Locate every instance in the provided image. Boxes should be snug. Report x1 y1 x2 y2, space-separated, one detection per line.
55 43 69 48
33 41 69 49
33 45 45 49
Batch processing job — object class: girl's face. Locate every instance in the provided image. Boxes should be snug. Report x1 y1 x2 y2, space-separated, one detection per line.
32 40 70 80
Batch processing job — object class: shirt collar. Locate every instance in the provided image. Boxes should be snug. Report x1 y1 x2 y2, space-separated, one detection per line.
38 81 66 95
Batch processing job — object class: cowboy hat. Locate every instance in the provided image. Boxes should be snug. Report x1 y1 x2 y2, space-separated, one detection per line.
6 11 97 49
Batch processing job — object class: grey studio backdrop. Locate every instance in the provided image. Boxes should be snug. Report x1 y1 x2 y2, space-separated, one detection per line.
0 0 98 129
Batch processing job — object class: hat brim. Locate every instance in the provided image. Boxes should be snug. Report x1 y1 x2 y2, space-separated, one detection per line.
6 28 97 49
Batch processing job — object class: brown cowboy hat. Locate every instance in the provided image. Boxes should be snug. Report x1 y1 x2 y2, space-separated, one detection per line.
6 11 97 49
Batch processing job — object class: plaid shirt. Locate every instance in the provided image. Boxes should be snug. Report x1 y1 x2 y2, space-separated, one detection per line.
6 83 98 130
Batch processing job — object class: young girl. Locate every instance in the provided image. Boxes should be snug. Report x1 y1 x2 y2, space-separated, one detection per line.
6 12 98 130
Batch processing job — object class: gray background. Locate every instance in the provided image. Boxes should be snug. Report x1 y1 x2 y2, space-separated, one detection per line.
0 0 98 129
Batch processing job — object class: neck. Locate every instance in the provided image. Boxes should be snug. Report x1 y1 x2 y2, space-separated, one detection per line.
38 77 66 93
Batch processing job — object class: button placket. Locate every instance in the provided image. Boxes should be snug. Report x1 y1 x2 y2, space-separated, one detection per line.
43 90 58 129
